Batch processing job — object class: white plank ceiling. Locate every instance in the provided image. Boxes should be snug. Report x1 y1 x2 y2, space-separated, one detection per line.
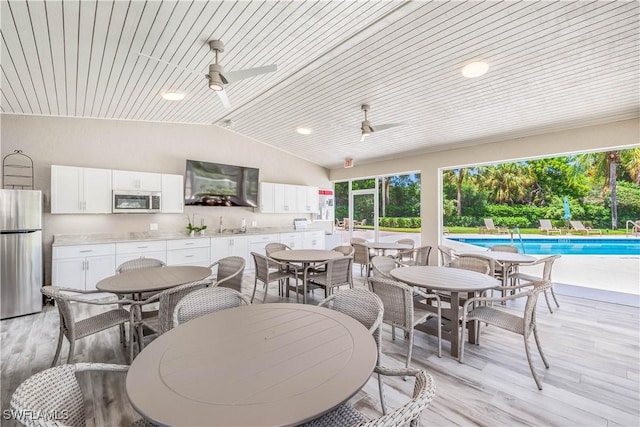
1 0 638 169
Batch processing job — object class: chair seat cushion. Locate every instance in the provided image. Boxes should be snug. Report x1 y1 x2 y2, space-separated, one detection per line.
467 306 524 335
75 308 130 339
299 403 368 426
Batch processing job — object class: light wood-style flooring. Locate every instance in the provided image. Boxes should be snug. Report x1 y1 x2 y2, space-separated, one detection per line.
1 273 639 426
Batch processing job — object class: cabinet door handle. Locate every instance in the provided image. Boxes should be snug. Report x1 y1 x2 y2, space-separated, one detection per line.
86 260 90 270
185 255 194 258
79 250 93 253
185 243 195 246
137 246 148 249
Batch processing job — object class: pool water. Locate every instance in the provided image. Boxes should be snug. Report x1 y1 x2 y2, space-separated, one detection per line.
448 237 640 256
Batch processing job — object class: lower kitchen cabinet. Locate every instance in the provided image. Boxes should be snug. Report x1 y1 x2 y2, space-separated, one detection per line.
115 240 167 268
166 238 210 267
211 236 250 268
52 244 116 291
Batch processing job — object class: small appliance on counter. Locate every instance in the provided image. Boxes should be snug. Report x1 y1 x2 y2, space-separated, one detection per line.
294 218 309 230
1 189 43 319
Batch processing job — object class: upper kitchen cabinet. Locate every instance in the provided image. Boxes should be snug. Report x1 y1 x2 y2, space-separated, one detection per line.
112 170 161 192
51 165 112 214
261 182 319 214
161 174 184 213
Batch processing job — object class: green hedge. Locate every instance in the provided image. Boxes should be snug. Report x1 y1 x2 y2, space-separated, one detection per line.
379 217 421 228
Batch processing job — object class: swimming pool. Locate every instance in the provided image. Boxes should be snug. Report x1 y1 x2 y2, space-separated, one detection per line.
448 237 640 256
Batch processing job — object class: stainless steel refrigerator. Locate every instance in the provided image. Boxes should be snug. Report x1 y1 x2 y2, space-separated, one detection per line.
1 189 43 319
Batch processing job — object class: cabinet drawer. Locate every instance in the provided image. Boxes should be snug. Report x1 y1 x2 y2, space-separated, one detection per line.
116 252 167 268
53 243 115 259
304 231 324 239
116 240 166 254
166 247 210 266
249 234 278 244
166 238 210 250
279 233 301 240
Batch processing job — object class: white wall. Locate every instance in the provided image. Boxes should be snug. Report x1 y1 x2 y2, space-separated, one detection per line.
1 113 330 283
329 118 640 262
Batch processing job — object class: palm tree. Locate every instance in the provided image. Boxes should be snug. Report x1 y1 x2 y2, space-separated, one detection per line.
477 163 532 205
578 150 624 229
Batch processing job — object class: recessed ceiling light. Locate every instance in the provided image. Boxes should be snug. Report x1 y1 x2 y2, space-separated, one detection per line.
461 61 489 78
296 126 313 135
162 92 185 101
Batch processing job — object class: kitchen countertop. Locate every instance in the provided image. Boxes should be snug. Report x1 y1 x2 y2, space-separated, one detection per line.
53 228 324 246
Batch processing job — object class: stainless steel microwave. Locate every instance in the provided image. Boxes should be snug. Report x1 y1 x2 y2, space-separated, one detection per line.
113 191 161 213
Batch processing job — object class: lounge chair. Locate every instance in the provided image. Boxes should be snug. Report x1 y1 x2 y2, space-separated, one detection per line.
539 219 562 235
570 220 602 235
480 218 508 234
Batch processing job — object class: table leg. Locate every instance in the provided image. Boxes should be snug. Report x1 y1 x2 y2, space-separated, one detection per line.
449 292 460 358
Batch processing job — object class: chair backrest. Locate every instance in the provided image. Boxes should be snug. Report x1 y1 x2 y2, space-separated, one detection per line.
395 238 415 249
351 242 371 266
10 363 129 427
484 218 497 229
173 287 251 327
265 242 290 269
318 288 384 337
343 218 350 229
212 256 246 292
540 255 561 281
570 220 586 231
251 251 272 282
368 277 412 330
360 219 367 226
157 281 208 334
489 244 519 253
411 245 432 266
350 237 367 245
523 281 554 333
449 255 493 275
41 286 76 336
116 258 165 274
323 256 353 286
332 245 355 257
437 245 457 266
539 219 554 229
371 255 398 278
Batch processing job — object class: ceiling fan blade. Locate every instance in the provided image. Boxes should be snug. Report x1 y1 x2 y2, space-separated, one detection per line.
217 89 231 108
136 52 200 74
224 64 277 83
373 123 404 132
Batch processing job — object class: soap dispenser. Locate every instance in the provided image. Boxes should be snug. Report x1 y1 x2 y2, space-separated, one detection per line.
241 218 246 233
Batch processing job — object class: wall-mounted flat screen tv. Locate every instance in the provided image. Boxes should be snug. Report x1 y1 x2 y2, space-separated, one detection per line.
184 160 259 207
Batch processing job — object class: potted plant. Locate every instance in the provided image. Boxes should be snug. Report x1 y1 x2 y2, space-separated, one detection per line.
186 215 207 236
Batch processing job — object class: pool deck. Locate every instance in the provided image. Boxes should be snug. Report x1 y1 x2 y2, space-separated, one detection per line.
444 235 640 306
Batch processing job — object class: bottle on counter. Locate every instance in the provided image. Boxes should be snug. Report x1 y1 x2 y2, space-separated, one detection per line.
241 218 246 232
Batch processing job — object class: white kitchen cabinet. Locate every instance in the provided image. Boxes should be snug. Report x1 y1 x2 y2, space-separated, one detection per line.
166 238 210 267
302 230 325 249
115 240 167 268
274 184 298 213
161 174 184 213
260 182 275 213
112 170 161 192
248 234 279 255
296 186 319 213
279 232 303 250
51 165 112 214
211 236 250 268
52 244 116 291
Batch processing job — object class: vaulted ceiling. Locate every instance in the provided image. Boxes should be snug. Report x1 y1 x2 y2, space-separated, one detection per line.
1 1 638 169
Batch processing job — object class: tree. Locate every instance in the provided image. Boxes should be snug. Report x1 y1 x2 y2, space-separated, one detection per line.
578 151 622 229
476 163 533 205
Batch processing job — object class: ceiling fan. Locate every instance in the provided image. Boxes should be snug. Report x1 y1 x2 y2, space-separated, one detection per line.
359 104 403 142
138 40 277 108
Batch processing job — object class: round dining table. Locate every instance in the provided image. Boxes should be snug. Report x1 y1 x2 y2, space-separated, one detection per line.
96 265 212 295
390 266 499 357
366 241 412 256
269 249 344 303
126 303 377 427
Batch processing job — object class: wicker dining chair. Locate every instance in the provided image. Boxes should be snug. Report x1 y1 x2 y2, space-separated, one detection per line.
510 255 562 313
370 255 401 279
250 252 299 303
318 288 387 414
208 256 246 292
9 363 149 427
332 244 355 257
129 280 208 358
437 245 457 266
300 366 435 427
459 280 552 390
173 287 251 327
41 286 133 367
398 246 432 266
116 258 165 274
449 255 493 275
395 238 416 262
307 256 354 298
351 241 372 276
488 244 520 280
369 277 442 367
